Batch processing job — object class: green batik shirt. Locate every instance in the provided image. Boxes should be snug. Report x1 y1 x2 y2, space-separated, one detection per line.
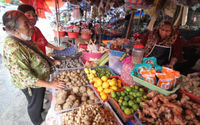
3 37 50 92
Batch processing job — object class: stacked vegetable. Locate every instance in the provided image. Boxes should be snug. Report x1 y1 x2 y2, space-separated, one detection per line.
181 74 200 96
55 86 100 111
138 91 200 125
57 58 83 69
84 68 123 101
61 104 118 125
84 67 113 83
53 70 88 88
110 86 147 115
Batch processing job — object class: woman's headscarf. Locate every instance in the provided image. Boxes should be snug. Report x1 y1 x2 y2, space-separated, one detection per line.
144 20 179 55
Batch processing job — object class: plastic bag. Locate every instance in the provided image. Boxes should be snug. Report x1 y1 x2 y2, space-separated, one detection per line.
131 63 152 78
109 55 123 75
140 69 156 85
142 57 162 71
121 63 141 86
156 73 176 90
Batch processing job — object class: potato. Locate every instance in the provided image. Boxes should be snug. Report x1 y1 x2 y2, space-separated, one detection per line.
72 86 79 93
89 93 97 100
87 88 94 95
81 96 88 102
68 95 76 101
55 104 62 111
72 100 80 108
55 90 67 105
63 102 72 109
87 100 94 104
79 86 87 93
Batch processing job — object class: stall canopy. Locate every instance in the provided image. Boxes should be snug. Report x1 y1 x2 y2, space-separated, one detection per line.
5 0 65 18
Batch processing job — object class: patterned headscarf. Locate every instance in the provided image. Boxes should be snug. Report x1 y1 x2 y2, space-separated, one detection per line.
144 20 179 55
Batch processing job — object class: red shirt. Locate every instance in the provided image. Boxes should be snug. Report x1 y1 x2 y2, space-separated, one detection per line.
31 26 48 54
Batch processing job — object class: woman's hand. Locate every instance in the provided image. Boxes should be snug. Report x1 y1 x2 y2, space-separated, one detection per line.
58 47 66 51
35 80 65 89
54 60 61 65
165 64 174 69
49 80 66 89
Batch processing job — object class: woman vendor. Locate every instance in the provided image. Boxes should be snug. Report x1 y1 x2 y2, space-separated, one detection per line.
2 10 65 125
17 4 66 54
141 20 184 68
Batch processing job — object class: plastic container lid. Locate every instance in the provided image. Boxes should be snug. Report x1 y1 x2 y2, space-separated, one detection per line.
134 44 144 48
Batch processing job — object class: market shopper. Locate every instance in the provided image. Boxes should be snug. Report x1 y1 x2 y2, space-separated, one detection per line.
141 20 184 68
2 10 65 125
17 4 66 54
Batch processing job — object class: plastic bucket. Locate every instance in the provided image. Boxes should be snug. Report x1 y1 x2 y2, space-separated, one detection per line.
67 32 79 38
53 30 65 37
81 33 92 39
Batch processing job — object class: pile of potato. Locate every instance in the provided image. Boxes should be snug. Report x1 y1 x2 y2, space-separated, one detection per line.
58 58 83 69
61 104 118 125
55 86 100 111
181 74 200 96
53 70 88 88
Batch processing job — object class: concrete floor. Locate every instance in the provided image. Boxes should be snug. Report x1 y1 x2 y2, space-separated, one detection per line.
0 61 51 125
0 62 32 125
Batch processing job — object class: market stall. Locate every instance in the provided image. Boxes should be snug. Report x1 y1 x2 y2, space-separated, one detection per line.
5 0 200 125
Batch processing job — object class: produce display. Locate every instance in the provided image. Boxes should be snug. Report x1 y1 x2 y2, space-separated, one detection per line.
61 104 118 125
95 67 113 78
84 67 123 101
55 86 100 111
84 67 113 82
53 70 88 88
57 58 83 69
138 91 200 125
109 38 129 51
131 57 181 91
96 53 109 66
110 86 147 115
181 74 200 96
93 76 123 101
79 39 107 53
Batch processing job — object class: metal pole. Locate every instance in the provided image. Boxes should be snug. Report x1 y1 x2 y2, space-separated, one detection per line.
55 0 60 45
137 9 142 29
125 11 135 39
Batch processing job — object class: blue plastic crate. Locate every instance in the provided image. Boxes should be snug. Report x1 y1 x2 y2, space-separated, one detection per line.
107 43 125 57
53 45 77 57
102 34 119 40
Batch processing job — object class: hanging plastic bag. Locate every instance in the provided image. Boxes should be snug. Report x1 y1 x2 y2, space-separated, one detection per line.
109 55 123 75
121 62 141 86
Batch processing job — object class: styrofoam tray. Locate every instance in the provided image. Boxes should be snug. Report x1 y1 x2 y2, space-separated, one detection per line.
52 85 102 114
55 57 85 71
55 102 123 125
50 68 90 90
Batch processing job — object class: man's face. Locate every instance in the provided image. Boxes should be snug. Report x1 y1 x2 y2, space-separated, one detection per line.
159 25 172 39
24 10 37 26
